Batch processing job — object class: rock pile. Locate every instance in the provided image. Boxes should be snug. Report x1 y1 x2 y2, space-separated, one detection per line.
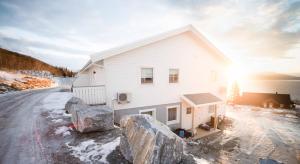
11 76 53 90
119 114 185 164
0 75 53 92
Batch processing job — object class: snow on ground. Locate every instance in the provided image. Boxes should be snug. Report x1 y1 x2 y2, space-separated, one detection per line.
52 118 64 123
66 137 120 163
194 157 210 164
0 71 23 82
55 126 72 137
42 92 72 119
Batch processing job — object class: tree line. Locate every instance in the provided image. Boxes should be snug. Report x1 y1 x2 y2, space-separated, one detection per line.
0 48 74 77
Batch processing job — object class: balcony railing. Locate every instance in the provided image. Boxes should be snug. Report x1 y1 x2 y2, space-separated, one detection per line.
72 85 106 105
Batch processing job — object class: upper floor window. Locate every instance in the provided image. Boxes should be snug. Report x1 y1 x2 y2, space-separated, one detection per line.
141 68 153 84
169 69 179 83
211 70 218 82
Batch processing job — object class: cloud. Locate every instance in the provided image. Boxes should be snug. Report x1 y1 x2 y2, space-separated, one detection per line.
0 0 299 73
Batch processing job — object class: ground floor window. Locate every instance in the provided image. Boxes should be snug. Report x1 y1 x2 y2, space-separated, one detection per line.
167 105 180 125
139 108 156 119
208 105 216 113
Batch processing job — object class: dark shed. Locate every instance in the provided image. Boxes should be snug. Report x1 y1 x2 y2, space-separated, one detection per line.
237 92 294 109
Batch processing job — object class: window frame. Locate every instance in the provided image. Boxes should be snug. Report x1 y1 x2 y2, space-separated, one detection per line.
186 107 192 114
139 108 156 119
141 67 154 84
211 70 218 82
169 68 179 83
166 105 180 125
208 104 216 113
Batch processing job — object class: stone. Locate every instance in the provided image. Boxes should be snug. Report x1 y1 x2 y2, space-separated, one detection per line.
180 154 197 164
65 97 84 114
120 114 184 164
71 104 114 133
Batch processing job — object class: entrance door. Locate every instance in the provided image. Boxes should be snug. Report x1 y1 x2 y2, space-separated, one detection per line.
181 107 193 130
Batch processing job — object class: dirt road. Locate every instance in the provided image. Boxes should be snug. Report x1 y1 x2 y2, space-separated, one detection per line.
0 89 61 164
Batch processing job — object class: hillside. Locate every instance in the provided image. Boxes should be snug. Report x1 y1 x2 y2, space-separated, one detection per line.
249 72 300 80
0 48 74 77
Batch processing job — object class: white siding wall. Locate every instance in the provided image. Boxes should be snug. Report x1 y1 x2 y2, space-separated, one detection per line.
104 32 228 109
73 73 90 87
88 65 106 86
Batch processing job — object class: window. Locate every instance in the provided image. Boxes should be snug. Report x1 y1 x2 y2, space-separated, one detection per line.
209 105 216 113
186 107 192 114
211 70 217 82
141 68 153 84
139 108 156 118
169 69 179 83
167 105 180 125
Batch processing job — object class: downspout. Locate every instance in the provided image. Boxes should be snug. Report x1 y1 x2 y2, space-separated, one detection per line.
192 106 196 136
214 104 217 129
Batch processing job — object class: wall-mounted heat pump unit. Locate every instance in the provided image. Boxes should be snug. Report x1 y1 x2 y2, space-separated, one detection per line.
117 92 131 104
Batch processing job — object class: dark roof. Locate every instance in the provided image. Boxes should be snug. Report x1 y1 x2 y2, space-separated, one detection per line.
239 92 292 105
183 93 222 106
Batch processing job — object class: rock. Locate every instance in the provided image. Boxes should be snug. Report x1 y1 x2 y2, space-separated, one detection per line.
71 105 114 133
180 154 197 164
65 97 84 114
120 114 184 164
203 147 209 154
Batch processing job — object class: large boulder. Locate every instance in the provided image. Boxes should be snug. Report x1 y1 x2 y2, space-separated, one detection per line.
120 114 184 164
71 104 114 133
65 97 84 114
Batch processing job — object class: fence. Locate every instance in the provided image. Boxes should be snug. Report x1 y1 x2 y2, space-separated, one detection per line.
72 85 106 105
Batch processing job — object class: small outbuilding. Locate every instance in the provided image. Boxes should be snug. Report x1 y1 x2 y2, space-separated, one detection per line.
237 92 295 109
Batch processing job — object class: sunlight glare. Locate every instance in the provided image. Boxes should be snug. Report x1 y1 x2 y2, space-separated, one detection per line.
227 64 246 84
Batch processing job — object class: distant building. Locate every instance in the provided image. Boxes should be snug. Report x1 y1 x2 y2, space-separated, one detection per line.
237 92 295 109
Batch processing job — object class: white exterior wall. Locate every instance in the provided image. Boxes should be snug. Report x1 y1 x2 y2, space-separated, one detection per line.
103 31 228 110
88 65 105 86
73 72 90 87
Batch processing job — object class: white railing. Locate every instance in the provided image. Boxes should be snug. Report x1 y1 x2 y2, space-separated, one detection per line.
72 85 106 105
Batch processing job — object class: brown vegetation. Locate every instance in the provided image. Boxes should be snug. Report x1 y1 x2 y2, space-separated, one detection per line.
0 48 74 77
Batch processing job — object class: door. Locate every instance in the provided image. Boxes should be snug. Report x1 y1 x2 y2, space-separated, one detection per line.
181 107 193 130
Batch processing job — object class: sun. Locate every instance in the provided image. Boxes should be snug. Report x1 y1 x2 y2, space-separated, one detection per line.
227 64 247 84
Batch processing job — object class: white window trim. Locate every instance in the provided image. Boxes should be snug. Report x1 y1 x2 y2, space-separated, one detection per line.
140 67 154 85
139 108 156 119
166 105 180 125
169 68 179 84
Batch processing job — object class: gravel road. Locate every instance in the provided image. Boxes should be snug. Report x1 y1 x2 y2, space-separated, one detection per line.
0 89 62 164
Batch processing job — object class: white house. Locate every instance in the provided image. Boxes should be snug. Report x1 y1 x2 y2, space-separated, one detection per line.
72 25 230 134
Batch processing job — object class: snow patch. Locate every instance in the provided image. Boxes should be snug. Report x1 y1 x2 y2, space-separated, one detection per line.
0 71 23 82
52 119 63 123
42 92 72 119
55 126 72 137
194 157 210 164
66 137 120 163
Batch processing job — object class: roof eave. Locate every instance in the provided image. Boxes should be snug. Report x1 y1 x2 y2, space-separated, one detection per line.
90 24 231 63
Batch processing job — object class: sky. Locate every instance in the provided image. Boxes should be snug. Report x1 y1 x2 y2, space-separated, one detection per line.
0 0 299 74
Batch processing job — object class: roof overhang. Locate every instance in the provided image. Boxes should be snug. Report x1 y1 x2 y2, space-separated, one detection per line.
181 93 224 108
77 59 104 75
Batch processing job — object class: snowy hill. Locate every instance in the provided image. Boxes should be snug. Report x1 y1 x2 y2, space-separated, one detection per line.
0 48 74 77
